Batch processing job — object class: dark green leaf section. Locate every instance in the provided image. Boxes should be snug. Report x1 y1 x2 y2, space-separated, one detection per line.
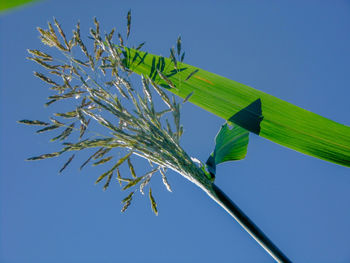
206 123 249 176
122 47 350 167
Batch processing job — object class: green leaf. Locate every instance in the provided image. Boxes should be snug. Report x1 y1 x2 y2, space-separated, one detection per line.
206 123 249 176
0 0 39 12
122 48 350 167
213 123 249 164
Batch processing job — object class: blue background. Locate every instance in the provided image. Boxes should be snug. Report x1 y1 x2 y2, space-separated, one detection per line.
1 1 350 262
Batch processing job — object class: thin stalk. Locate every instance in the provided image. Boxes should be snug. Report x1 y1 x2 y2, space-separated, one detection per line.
211 184 291 263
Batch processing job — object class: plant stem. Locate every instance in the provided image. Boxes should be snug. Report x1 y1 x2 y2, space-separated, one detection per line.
211 184 291 263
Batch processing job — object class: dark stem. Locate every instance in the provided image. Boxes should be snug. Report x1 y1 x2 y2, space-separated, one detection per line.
212 184 292 263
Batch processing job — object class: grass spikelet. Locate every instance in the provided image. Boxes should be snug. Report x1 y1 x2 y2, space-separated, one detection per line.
93 148 111 160
103 172 113 191
27 57 60 70
54 111 78 119
149 188 158 216
180 52 185 62
183 91 194 103
93 17 100 36
116 167 122 186
126 10 131 38
79 119 90 139
76 108 88 127
96 152 132 185
34 72 59 85
53 18 70 51
112 81 129 99
122 191 134 203
95 170 113 184
59 154 75 173
139 172 154 195
149 78 172 109
50 118 64 126
185 69 199 81
27 49 52 61
159 168 172 192
127 158 137 178
176 36 181 56
18 119 49 126
136 42 145 50
118 33 124 46
36 125 60 133
141 74 152 103
80 148 105 170
121 201 131 212
27 152 61 161
170 47 177 69
45 99 58 107
37 27 56 47
93 156 113 166
95 48 103 61
51 123 75 141
122 175 145 190
108 28 115 41
157 69 176 89
121 191 134 212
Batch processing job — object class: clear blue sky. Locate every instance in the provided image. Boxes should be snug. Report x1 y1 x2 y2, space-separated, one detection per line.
1 1 350 262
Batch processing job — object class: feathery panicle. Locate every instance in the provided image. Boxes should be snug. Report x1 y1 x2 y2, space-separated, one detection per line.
23 16 211 215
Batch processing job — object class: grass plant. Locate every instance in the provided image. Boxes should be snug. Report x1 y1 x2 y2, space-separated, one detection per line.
19 13 321 262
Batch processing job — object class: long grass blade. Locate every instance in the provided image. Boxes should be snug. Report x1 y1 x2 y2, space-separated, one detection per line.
122 48 350 167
